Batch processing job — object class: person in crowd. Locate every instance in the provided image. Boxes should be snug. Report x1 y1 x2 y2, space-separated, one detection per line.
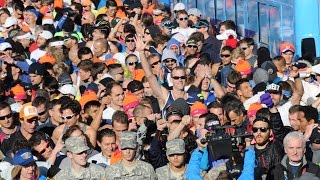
0 102 18 143
11 149 40 180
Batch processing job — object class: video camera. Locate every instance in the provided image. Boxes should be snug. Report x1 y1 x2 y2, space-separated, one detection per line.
201 125 253 161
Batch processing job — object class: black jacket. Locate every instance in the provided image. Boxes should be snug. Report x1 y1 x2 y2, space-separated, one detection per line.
148 130 168 169
255 139 284 177
267 155 320 180
270 111 290 143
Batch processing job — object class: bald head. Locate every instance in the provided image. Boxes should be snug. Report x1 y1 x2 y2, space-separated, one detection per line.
82 11 95 25
93 38 108 57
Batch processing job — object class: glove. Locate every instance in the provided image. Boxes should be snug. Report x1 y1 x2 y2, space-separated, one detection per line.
260 92 274 108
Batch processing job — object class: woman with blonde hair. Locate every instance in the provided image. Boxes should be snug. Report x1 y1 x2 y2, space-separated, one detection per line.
11 149 40 180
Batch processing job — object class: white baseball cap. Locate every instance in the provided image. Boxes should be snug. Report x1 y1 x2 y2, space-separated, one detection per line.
0 42 12 51
216 29 238 40
187 8 201 17
59 84 77 97
39 30 53 40
174 3 185 11
3 17 18 28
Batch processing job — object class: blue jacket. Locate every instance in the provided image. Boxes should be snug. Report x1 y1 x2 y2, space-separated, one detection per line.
186 148 207 180
238 147 255 180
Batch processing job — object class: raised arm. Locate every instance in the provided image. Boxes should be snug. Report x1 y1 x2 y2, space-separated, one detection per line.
290 67 304 105
135 35 168 102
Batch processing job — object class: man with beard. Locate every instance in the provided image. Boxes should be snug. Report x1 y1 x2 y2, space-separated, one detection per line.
30 30 52 61
252 115 284 179
156 138 187 179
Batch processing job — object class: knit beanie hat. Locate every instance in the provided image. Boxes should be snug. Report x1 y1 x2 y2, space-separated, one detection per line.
11 84 27 101
123 94 139 112
79 90 97 108
190 101 207 117
235 59 252 75
247 102 263 117
225 35 238 48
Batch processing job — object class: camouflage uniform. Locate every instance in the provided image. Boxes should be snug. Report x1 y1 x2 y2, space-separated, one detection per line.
104 131 157 180
54 136 105 180
156 139 187 180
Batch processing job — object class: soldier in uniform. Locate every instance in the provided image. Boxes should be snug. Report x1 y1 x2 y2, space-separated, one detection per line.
53 136 105 180
156 138 187 180
104 131 157 179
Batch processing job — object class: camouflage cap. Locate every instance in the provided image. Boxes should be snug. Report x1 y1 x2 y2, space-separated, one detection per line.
65 136 90 154
120 131 137 150
166 138 185 156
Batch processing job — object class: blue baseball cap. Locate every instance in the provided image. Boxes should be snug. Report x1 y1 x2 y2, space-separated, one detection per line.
13 149 35 166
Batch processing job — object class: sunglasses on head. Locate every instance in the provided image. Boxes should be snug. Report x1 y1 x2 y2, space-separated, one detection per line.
220 54 231 58
187 45 197 48
26 117 38 124
179 17 188 21
61 114 75 120
126 39 135 43
0 113 12 120
151 61 160 68
172 76 186 80
127 61 138 66
252 127 269 133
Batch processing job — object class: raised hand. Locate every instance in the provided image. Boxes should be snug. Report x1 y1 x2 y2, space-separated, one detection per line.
134 34 147 52
181 115 191 126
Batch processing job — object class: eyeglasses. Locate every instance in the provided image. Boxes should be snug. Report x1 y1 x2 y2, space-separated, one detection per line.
220 54 231 58
165 59 176 63
26 117 38 124
144 31 151 35
38 110 47 116
172 76 186 80
241 47 249 51
187 45 197 49
252 127 269 133
61 114 75 120
127 61 138 66
179 17 188 21
38 141 50 155
151 61 160 68
0 113 12 120
126 39 135 43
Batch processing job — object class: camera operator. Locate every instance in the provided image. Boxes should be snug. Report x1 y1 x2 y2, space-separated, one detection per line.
224 99 249 135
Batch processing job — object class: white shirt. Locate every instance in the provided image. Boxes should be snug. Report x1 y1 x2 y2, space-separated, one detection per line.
102 107 116 124
88 152 110 168
172 27 196 42
278 101 292 126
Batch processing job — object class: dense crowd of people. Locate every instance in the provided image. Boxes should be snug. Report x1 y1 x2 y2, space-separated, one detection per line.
0 0 320 179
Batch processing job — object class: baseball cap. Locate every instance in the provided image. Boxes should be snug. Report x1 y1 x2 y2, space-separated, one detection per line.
120 131 137 150
216 29 237 40
260 61 277 82
186 38 198 46
166 138 185 156
59 84 77 97
193 20 209 29
19 103 38 120
28 62 45 76
187 8 201 17
65 136 90 153
173 2 185 11
280 42 295 53
253 68 269 84
127 80 143 93
165 110 183 120
58 73 73 86
13 149 35 166
161 18 175 29
266 83 282 94
16 32 34 40
3 17 18 28
39 30 53 40
0 42 12 51
190 101 208 117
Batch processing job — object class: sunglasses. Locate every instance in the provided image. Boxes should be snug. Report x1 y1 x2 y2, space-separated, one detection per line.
172 76 186 80
165 59 176 63
220 54 231 58
61 114 75 120
151 61 160 68
0 113 12 120
252 127 269 133
187 45 197 48
26 117 38 124
241 47 248 50
75 150 88 155
38 141 50 155
179 17 188 21
38 110 47 116
127 61 138 66
126 39 135 43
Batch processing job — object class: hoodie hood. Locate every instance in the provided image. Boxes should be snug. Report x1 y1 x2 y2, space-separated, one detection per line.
166 37 181 56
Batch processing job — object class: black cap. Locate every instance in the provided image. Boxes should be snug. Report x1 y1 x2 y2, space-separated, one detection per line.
161 18 175 29
261 61 277 82
165 110 183 120
28 62 45 76
58 73 72 86
193 20 209 28
99 77 115 87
